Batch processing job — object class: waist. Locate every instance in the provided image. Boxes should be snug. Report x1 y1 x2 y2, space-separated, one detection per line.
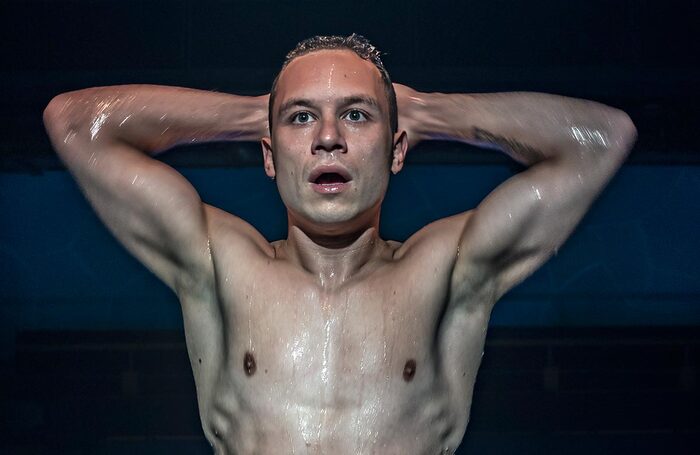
205 393 458 454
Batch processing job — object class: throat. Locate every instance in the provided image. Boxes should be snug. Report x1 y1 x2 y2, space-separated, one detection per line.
283 226 387 288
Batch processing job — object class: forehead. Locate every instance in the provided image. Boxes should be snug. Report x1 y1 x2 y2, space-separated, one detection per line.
274 49 385 107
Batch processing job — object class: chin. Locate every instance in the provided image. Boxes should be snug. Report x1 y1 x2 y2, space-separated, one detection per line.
288 201 367 230
284 189 383 230
306 207 357 226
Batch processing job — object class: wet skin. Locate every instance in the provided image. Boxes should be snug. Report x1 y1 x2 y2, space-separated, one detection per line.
189 215 486 454
182 51 485 453
43 46 635 454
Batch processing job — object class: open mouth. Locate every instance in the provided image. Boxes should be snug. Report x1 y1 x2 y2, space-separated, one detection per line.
308 167 352 194
314 173 349 185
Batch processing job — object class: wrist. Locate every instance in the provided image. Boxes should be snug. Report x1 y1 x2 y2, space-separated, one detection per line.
222 93 270 141
398 89 437 145
251 94 271 139
417 91 445 141
420 91 475 143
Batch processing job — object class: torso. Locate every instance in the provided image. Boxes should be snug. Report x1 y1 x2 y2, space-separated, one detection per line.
179 207 493 454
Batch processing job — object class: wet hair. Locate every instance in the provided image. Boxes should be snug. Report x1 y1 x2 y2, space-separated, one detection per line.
268 34 398 134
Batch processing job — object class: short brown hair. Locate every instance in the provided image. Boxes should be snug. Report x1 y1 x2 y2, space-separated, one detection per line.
268 34 397 134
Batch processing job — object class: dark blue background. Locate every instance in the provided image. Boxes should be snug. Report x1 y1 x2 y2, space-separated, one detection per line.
1 1 699 452
2 164 698 355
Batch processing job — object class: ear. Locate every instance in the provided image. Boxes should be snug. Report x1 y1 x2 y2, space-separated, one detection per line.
390 130 409 174
261 136 276 179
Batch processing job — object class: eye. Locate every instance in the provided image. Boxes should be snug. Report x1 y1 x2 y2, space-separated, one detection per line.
344 109 368 122
291 111 314 124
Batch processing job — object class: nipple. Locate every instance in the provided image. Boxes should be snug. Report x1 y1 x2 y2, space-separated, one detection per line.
403 359 416 382
244 351 257 376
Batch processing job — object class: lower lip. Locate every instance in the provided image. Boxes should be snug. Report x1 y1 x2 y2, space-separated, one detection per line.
310 182 351 194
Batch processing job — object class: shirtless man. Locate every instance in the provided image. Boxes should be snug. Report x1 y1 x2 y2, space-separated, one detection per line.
42 35 637 454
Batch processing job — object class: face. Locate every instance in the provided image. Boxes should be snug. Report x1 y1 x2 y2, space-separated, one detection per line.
262 50 407 231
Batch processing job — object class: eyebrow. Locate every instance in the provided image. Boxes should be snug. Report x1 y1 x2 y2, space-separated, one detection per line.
278 95 381 117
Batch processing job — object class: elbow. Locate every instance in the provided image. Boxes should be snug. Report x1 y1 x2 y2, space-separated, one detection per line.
44 91 98 157
43 93 73 143
610 110 638 157
575 109 637 164
43 95 62 133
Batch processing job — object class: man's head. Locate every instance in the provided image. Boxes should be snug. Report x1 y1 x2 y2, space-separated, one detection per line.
262 34 407 234
268 34 398 134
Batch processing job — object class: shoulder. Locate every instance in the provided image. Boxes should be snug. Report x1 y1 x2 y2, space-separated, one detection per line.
394 211 473 261
395 210 499 311
204 204 275 258
390 211 475 300
178 204 273 300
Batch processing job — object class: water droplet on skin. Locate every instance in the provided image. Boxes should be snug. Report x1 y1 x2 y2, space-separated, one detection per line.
569 125 609 148
88 96 123 141
532 186 542 200
248 288 253 351
89 112 109 140
58 97 73 115
118 114 131 127
326 63 336 93
63 130 77 144
321 310 331 384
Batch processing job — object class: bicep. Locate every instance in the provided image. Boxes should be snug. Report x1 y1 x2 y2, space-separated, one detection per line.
57 138 212 293
454 152 626 300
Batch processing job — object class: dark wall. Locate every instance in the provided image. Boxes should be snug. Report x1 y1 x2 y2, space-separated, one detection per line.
1 0 699 348
1 0 699 170
0 0 700 337
1 164 698 349
1 2 699 453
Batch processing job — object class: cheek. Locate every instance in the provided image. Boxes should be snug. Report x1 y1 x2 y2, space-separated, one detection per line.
274 155 308 203
277 159 301 187
272 132 314 170
276 126 315 147
359 158 390 196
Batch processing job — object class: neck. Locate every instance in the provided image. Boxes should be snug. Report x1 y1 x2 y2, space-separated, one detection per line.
280 223 386 289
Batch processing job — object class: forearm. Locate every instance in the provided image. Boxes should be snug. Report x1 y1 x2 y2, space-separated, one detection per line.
44 85 269 155
410 91 636 165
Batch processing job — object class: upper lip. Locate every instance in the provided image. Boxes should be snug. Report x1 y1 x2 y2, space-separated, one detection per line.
308 164 353 183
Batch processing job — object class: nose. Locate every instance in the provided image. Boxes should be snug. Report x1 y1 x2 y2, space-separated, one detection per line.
311 117 347 155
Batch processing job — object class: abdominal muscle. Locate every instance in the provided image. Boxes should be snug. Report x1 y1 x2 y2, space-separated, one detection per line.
205 364 458 454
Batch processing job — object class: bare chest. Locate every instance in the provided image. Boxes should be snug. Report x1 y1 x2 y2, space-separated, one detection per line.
185 249 487 453
219 263 451 403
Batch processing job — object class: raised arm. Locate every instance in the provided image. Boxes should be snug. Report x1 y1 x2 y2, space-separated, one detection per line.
43 85 269 294
395 84 637 306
